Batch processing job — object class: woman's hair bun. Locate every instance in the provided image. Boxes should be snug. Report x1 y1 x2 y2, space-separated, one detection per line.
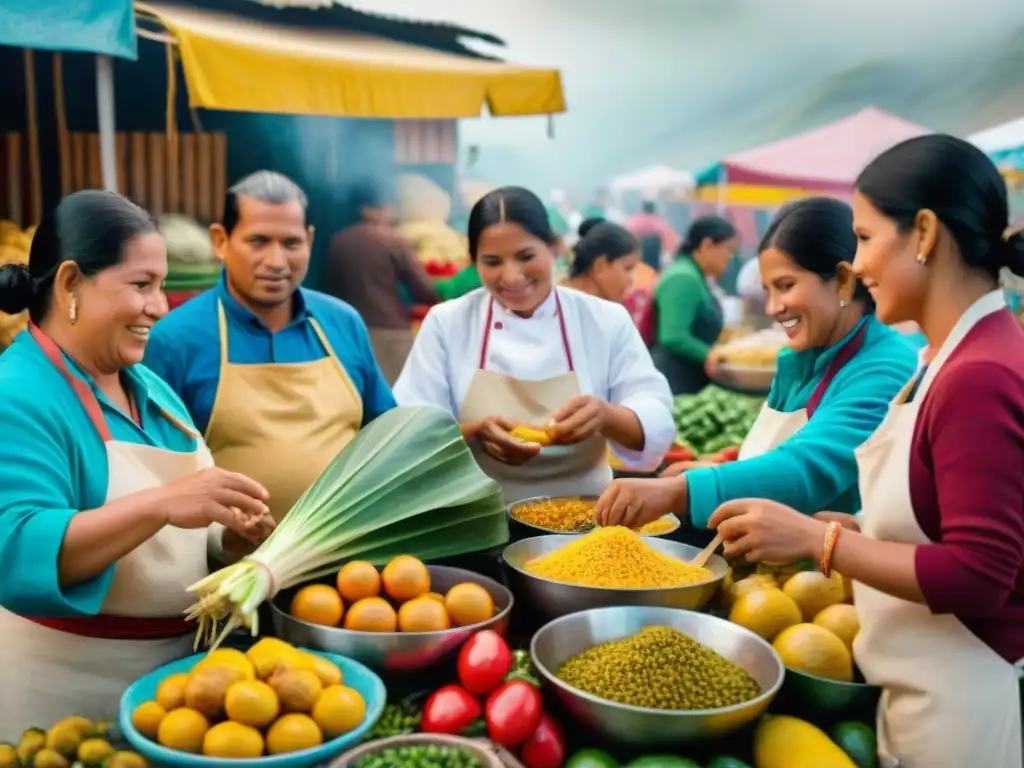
1000 230 1024 277
0 263 35 315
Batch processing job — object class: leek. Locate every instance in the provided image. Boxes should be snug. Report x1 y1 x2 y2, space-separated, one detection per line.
186 406 507 648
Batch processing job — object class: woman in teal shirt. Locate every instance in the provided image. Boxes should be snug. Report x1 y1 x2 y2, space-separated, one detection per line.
0 190 272 733
651 216 739 394
596 198 918 531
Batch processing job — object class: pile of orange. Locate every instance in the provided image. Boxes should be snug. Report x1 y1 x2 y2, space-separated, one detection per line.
289 555 495 633
131 640 367 758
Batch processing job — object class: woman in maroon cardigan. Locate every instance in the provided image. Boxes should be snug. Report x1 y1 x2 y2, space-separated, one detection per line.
710 134 1024 768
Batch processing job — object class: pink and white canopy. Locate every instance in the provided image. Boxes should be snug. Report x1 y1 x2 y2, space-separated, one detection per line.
721 107 931 193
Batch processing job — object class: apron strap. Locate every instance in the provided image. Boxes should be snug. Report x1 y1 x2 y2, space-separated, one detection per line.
215 299 230 368
806 322 868 419
479 290 574 371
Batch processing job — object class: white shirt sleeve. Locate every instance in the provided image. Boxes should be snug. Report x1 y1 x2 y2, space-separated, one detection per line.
605 308 675 469
393 310 456 414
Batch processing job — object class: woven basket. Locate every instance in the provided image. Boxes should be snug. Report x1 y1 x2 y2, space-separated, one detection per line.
331 734 508 768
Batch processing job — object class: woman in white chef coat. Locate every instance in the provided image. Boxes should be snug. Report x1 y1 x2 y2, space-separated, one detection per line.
0 191 273 734
393 186 675 503
708 135 1024 768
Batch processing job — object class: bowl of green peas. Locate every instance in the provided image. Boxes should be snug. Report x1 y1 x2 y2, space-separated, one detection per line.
333 734 504 768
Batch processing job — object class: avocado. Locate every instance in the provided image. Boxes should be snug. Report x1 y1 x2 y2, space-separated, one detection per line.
566 749 619 768
706 757 752 768
626 757 701 768
831 721 878 768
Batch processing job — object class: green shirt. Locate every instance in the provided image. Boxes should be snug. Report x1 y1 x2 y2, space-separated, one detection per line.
435 265 482 301
654 257 716 364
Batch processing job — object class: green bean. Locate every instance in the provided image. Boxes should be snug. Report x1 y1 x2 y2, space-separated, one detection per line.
355 744 484 768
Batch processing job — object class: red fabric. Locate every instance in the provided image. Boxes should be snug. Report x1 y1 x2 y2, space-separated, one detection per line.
166 291 202 310
624 287 655 347
27 615 194 640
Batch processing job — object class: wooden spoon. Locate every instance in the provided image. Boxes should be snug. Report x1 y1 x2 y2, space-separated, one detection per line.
689 533 723 568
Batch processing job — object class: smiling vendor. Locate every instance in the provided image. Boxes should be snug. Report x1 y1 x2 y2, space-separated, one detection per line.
144 172 395 531
595 198 917 531
393 186 674 503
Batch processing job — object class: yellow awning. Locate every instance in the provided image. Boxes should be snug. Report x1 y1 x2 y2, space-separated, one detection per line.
693 183 818 207
138 2 566 119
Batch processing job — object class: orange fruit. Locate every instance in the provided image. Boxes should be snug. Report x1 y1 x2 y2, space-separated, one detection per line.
265 714 323 755
344 596 398 632
202 721 264 758
381 555 430 602
773 623 854 682
155 673 189 711
444 582 495 627
290 584 344 627
398 595 451 632
813 603 861 652
729 587 802 642
224 679 279 728
131 700 166 739
423 592 446 606
336 561 381 603
157 708 209 753
312 685 367 738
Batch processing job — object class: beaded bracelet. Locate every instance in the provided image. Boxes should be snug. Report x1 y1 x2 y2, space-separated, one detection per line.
820 521 842 579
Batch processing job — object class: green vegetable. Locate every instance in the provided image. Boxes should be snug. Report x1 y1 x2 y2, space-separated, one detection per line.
355 744 484 768
566 748 619 768
831 721 878 768
626 757 701 768
705 757 753 768
672 385 763 456
187 406 508 646
369 700 423 739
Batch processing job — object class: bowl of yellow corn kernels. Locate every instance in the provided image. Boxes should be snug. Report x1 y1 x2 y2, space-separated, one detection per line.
507 496 680 541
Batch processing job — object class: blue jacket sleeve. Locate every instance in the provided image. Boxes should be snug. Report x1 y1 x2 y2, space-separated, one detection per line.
686 353 915 527
0 395 114 616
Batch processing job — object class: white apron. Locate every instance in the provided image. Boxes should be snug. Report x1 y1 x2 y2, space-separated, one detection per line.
853 291 1022 768
459 289 609 504
738 323 866 460
0 325 210 737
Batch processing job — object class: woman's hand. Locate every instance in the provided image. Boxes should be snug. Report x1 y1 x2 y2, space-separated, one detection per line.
660 460 716 476
594 477 688 529
814 511 861 532
159 468 275 543
473 416 542 466
708 498 826 563
703 348 728 379
548 395 607 445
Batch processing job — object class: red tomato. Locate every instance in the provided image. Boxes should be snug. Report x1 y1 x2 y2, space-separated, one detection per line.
520 713 566 768
457 630 514 695
721 446 740 462
485 679 543 746
421 684 482 734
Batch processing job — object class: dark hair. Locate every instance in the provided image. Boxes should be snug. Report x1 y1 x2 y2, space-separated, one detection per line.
577 217 605 238
641 200 657 215
0 190 156 323
857 134 1024 278
350 178 385 214
222 170 308 234
679 215 737 256
570 222 639 278
467 186 558 261
759 197 873 310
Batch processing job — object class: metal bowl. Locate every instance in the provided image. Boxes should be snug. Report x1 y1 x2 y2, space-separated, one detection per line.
780 667 881 720
270 565 513 673
530 606 784 746
713 364 775 394
508 495 680 539
502 534 726 622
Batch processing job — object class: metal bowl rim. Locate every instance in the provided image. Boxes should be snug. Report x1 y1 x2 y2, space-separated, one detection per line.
502 534 724 592
529 606 785 717
507 497 680 537
785 666 881 690
268 564 514 638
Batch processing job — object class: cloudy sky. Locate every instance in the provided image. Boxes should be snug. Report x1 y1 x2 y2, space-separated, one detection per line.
347 0 1024 193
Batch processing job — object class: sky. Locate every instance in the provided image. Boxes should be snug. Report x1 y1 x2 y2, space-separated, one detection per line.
345 0 1024 195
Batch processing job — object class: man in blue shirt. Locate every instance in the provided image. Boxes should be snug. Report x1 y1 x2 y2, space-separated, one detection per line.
145 171 396 533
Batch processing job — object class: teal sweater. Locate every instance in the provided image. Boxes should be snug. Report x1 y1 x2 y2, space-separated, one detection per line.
687 315 918 527
0 331 201 617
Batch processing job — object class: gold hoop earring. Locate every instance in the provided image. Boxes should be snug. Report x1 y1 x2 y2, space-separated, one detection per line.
69 296 78 325
916 253 927 265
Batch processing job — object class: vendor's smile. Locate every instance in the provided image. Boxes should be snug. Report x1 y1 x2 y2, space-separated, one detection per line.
127 325 151 338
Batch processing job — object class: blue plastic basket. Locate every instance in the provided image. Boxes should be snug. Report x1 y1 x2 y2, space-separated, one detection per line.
119 649 386 768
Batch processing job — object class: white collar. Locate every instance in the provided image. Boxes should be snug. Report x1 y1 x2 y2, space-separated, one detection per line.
492 287 559 320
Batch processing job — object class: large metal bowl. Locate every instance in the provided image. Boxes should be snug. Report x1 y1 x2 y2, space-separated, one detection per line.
270 565 513 673
502 534 726 622
780 667 881 721
531 606 784 746
508 495 680 539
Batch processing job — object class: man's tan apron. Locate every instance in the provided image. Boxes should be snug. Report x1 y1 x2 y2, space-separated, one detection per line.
737 323 866 461
0 325 210 737
459 290 609 504
853 291 1022 768
204 300 363 523
368 327 415 386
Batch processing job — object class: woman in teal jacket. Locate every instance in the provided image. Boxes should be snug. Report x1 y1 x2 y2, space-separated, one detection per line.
595 197 918 530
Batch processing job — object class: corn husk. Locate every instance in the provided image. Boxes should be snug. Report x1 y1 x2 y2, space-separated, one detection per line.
186 405 507 647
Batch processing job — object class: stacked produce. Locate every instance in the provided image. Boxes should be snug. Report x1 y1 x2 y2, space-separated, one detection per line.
288 555 495 632
671 386 763 457
556 626 761 710
130 641 367 757
0 221 33 351
355 743 485 768
724 569 859 683
187 406 508 647
1 717 145 768
510 497 677 536
523 527 712 589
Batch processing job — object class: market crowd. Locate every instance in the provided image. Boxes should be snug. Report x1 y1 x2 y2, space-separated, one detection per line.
0 133 1022 767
